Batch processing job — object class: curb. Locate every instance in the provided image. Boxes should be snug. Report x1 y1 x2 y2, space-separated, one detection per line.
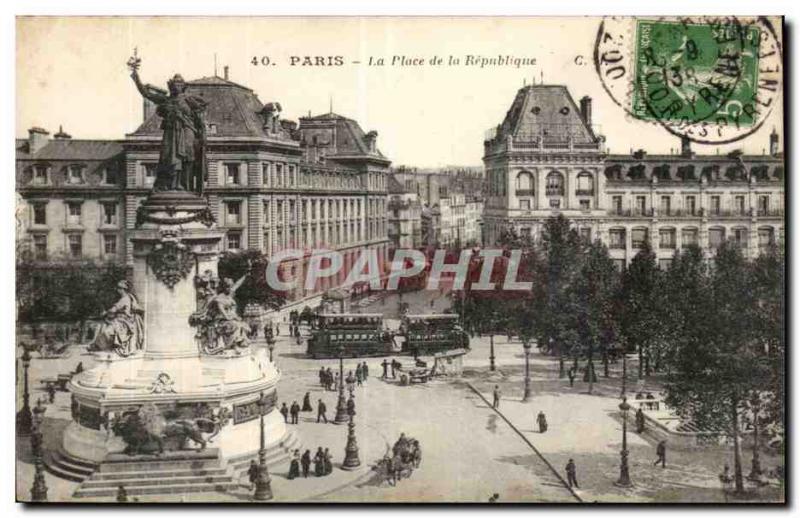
465 382 583 503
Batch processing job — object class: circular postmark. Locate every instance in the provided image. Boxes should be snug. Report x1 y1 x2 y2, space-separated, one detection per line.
594 16 782 145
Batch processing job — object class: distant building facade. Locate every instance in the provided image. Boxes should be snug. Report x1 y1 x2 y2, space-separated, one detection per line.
482 84 784 269
16 74 391 306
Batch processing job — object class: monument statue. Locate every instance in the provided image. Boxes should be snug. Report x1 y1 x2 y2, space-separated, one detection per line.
89 280 145 357
128 49 207 194
190 271 252 354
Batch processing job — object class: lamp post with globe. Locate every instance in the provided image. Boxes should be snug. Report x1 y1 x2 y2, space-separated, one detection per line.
615 397 633 488
30 399 48 501
16 347 33 436
522 339 533 402
253 392 273 501
334 345 348 424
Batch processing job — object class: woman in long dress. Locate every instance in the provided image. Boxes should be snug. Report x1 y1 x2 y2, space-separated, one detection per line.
313 447 325 477
288 450 301 480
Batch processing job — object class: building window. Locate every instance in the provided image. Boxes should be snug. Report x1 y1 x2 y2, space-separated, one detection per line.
104 168 118 185
262 163 271 185
710 196 721 216
660 196 671 216
275 163 284 187
576 172 593 195
758 227 775 249
67 234 82 258
609 228 626 249
226 201 242 225
288 165 296 187
519 199 531 210
635 196 647 215
263 231 270 252
263 201 270 223
659 228 676 249
33 165 48 185
103 234 118 257
685 196 697 215
735 195 746 215
102 202 118 225
143 163 157 186
758 195 769 216
545 172 564 196
682 228 698 248
579 199 591 211
612 196 623 215
67 202 82 226
32 234 47 260
708 227 725 249
68 165 84 184
225 163 240 185
733 227 748 248
32 203 47 225
658 258 673 270
631 228 648 249
227 231 242 250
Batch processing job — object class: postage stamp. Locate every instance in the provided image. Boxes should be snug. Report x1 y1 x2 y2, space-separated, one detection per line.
595 16 782 144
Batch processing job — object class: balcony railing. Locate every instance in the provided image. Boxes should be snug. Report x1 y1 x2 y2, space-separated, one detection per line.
575 189 594 197
546 187 564 196
607 208 654 217
515 189 535 197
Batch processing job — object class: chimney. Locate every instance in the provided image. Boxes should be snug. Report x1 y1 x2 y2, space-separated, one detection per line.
680 135 693 157
143 98 157 122
365 130 378 153
224 66 229 81
28 127 50 154
579 96 592 126
54 125 72 140
770 127 779 156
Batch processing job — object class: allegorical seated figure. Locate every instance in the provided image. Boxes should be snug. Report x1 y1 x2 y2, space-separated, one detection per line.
190 272 251 354
89 280 145 357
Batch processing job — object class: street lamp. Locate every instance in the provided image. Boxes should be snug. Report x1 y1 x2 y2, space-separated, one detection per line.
16 347 33 436
334 345 349 424
620 345 628 398
615 397 633 488
253 392 273 501
341 390 361 470
522 339 532 402
30 399 48 502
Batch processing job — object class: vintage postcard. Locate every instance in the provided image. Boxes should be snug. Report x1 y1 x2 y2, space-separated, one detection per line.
14 16 784 504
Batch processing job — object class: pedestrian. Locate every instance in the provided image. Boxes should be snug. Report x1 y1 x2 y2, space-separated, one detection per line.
567 367 576 387
301 449 311 478
275 323 280 336
74 362 84 374
319 366 326 387
635 407 645 434
280 402 289 423
247 459 259 490
390 359 397 379
346 370 355 389
363 361 369 380
288 450 300 479
334 372 340 391
654 440 667 468
565 459 579 488
356 367 363 387
314 447 325 476
290 401 300 424
47 384 56 404
356 362 363 381
302 391 313 412
323 448 333 475
536 411 548 433
327 368 335 390
382 359 389 379
317 399 328 423
492 385 501 409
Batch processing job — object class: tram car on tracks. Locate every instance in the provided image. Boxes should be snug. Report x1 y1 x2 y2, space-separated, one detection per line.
400 314 470 356
306 313 394 358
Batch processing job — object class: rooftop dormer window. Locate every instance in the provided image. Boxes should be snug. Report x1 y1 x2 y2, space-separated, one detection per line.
33 164 48 185
68 165 84 184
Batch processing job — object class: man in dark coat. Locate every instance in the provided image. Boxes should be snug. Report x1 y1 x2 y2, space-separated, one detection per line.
566 458 579 488
390 359 397 379
301 449 312 478
319 366 327 387
382 359 389 379
492 385 501 409
290 401 300 424
317 399 328 423
362 361 369 380
279 402 289 423
536 411 548 433
247 459 259 491
567 367 576 387
635 408 645 434
654 440 667 468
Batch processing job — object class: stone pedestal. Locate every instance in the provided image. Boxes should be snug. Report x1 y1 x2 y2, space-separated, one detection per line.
60 191 291 482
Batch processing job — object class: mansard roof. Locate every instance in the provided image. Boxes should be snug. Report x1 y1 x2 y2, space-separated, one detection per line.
495 85 597 145
299 112 385 159
16 138 123 161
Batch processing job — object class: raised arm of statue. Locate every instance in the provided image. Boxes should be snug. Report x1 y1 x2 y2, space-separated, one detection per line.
130 68 167 105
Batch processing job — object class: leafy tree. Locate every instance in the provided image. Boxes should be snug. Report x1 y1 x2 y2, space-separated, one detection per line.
619 241 662 378
218 250 286 314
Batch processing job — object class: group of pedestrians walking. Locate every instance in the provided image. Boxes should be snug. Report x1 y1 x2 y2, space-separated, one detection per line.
287 447 333 479
279 392 315 425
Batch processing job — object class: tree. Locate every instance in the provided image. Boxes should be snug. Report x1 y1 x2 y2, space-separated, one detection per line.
573 239 619 393
218 250 286 314
619 241 662 378
662 242 761 493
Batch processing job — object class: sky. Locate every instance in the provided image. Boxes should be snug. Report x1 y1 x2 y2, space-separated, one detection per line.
16 16 783 167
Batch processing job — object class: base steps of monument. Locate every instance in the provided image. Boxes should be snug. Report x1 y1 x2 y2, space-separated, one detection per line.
43 448 98 482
